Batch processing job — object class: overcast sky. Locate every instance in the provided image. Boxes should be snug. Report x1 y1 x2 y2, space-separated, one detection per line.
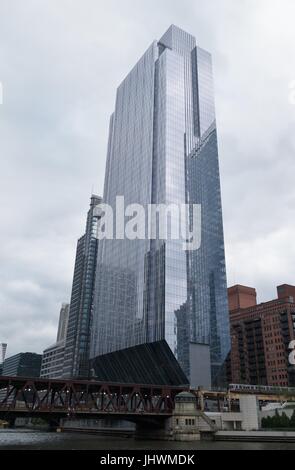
1 0 295 357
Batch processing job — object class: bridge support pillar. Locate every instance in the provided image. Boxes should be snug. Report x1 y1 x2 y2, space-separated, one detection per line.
7 416 16 428
135 392 216 442
135 418 172 441
171 392 215 441
47 418 61 432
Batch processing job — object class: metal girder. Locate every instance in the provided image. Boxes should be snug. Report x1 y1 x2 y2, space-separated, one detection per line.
0 376 186 417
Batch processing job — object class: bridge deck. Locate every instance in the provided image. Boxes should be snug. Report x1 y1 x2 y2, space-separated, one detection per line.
0 376 187 418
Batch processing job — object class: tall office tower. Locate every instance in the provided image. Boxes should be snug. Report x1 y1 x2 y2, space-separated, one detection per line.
1 343 7 365
91 25 230 387
40 303 69 379
62 195 102 378
57 303 70 342
0 343 7 376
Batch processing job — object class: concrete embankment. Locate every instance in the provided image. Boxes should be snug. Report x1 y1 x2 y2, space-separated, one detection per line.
215 430 295 442
58 427 134 438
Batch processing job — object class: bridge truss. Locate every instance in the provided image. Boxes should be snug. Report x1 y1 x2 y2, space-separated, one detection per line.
0 376 187 419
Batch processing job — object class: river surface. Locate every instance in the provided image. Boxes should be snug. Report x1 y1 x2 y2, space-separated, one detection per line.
0 429 294 450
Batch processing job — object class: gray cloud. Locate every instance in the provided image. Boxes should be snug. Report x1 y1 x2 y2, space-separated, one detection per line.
1 0 295 356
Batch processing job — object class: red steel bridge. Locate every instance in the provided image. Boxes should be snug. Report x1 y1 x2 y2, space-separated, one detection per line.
0 376 188 427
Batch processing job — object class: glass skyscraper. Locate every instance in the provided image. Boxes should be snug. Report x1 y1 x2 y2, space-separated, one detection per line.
63 195 102 378
90 25 230 387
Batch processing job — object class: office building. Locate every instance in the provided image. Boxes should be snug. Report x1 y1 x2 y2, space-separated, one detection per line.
62 195 102 378
1 343 7 364
40 303 69 379
0 343 7 376
3 352 42 377
90 25 230 387
228 284 295 387
57 303 69 342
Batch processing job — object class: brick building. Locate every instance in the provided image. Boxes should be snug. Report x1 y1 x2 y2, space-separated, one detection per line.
228 284 295 387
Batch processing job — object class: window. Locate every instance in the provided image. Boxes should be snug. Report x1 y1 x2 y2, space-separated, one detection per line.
185 418 194 426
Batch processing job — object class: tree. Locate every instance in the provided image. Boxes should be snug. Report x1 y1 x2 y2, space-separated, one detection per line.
280 412 290 428
261 415 273 429
272 409 281 428
290 410 295 428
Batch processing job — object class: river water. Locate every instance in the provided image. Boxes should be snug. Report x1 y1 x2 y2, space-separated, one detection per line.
0 429 294 450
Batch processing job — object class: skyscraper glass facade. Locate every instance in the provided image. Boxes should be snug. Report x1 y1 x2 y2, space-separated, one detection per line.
91 25 230 386
3 353 42 377
63 195 102 378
